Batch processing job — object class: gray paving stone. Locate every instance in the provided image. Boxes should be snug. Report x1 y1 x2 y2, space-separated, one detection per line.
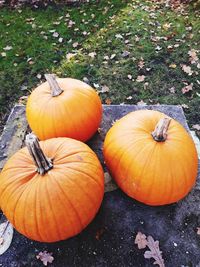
0 104 199 267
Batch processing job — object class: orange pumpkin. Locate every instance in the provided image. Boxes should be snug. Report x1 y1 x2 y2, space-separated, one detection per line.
0 134 104 242
26 74 102 141
103 110 198 206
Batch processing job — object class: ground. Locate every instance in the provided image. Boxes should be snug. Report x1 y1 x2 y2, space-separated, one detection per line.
0 0 199 134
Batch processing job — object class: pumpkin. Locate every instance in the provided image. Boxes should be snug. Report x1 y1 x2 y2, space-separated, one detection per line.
103 110 198 206
0 134 104 242
26 74 102 141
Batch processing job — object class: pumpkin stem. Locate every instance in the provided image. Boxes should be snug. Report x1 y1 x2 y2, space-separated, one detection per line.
45 74 64 97
152 117 171 142
25 133 53 175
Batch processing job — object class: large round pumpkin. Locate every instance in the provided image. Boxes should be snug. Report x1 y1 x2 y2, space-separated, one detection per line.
0 134 104 242
26 74 102 141
103 110 198 206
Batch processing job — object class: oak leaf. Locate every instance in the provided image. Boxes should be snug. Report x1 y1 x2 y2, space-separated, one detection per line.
135 232 148 249
144 236 165 267
36 251 54 266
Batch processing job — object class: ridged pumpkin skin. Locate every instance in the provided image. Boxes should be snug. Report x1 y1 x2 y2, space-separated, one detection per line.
0 138 104 242
26 78 102 141
103 110 198 206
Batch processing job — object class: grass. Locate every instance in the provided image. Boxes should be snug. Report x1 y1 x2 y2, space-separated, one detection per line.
0 0 200 132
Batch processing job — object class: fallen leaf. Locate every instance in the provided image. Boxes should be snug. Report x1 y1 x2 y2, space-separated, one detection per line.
181 65 193 76
162 23 171 30
197 228 200 235
88 52 96 58
135 232 148 249
122 51 130 58
144 236 165 267
115 34 123 39
105 98 112 105
104 172 118 192
188 49 199 64
110 54 116 60
72 42 79 48
36 251 54 266
193 125 200 131
95 227 106 240
1 52 6 57
3 46 12 51
100 85 109 93
169 87 175 93
155 46 162 51
0 220 14 255
169 64 176 69
66 53 76 61
52 32 59 38
137 100 147 106
136 75 145 82
138 58 145 69
181 83 193 94
58 37 63 43
126 96 133 100
181 104 189 109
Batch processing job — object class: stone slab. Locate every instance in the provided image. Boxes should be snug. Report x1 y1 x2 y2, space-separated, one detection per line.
0 104 200 267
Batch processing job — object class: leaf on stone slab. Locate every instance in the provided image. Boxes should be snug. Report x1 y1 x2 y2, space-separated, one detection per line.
144 236 165 267
0 220 14 255
104 172 118 192
135 232 148 249
36 251 54 266
193 125 200 131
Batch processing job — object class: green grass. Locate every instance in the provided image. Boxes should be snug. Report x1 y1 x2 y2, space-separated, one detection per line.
0 0 200 131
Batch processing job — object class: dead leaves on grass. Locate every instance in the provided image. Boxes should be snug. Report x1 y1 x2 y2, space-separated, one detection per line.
135 232 165 267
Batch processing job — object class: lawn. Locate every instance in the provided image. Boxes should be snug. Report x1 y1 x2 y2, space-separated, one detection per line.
0 0 199 133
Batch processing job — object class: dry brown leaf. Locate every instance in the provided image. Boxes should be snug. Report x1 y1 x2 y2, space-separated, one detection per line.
136 75 145 82
144 236 165 267
181 83 193 94
100 85 109 93
188 49 199 64
104 172 118 192
169 64 176 69
105 98 112 105
36 251 54 266
169 87 175 93
181 64 193 76
95 227 106 240
137 100 147 106
88 52 96 58
135 232 148 249
193 125 200 131
0 220 13 255
72 42 79 48
138 58 145 69
162 23 171 30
